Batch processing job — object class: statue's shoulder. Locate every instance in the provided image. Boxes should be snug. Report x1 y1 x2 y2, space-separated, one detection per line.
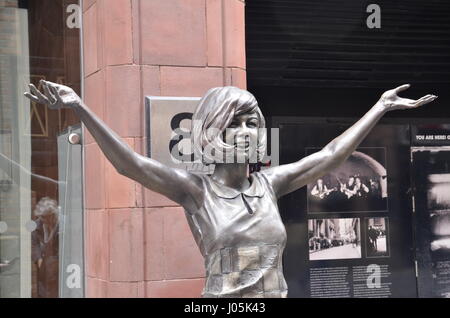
254 170 277 197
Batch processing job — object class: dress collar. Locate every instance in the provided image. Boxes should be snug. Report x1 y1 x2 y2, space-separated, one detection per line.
206 173 265 199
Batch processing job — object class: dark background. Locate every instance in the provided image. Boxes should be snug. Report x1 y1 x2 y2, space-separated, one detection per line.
246 0 450 119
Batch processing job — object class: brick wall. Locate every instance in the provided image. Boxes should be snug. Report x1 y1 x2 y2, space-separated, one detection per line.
82 0 247 298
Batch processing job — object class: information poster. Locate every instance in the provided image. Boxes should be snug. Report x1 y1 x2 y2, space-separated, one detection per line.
412 124 450 298
277 121 417 298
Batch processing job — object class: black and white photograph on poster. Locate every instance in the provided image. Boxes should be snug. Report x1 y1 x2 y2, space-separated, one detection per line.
308 218 361 261
412 145 450 298
366 217 390 258
427 174 450 257
430 211 450 257
307 147 388 213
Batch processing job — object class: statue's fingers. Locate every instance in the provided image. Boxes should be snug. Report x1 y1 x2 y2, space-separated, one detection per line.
416 94 433 102
49 85 63 103
29 83 38 92
39 79 55 87
414 94 438 107
408 95 435 108
24 92 39 103
44 80 65 91
29 84 48 103
394 84 411 94
40 80 61 93
43 80 56 89
42 82 57 104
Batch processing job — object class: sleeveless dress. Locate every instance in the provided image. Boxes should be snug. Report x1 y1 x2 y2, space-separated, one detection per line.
184 171 288 298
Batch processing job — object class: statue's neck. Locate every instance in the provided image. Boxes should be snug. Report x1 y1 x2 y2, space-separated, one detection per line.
211 163 250 192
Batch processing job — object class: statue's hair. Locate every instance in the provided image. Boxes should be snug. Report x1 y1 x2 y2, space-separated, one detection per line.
191 86 266 164
34 197 59 217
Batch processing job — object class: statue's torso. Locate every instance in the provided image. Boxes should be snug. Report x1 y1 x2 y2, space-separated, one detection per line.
185 172 288 298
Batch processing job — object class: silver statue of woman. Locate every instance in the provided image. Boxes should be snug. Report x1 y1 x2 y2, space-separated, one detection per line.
25 81 436 298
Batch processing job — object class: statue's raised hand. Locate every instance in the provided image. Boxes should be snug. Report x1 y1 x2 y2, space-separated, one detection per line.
24 80 81 109
378 84 437 112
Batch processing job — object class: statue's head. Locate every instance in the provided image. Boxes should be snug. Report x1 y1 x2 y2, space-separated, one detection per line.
192 86 266 164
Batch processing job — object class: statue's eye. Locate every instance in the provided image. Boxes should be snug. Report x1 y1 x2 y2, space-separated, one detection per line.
247 120 258 128
229 121 240 128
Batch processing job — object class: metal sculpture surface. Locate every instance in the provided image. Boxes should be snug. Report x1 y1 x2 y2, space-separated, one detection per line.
25 81 437 297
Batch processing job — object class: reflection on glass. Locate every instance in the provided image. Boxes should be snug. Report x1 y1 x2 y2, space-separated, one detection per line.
32 197 59 298
0 0 81 298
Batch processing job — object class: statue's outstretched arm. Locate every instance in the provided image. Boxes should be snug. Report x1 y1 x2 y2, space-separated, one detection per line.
24 80 203 210
262 84 437 198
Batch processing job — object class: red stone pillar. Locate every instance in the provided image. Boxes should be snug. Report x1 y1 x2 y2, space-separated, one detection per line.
82 0 246 298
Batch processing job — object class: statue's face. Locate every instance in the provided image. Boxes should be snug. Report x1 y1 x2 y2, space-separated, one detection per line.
223 112 259 163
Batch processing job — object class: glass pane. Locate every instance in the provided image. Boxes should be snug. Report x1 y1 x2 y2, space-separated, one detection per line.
0 0 83 298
